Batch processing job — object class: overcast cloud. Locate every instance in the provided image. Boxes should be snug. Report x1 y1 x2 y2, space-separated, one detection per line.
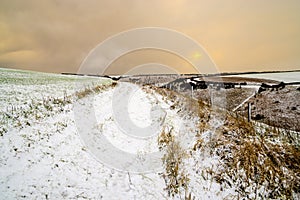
0 0 300 74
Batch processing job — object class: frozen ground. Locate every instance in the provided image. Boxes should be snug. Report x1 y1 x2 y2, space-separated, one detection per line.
0 84 167 199
229 71 300 83
0 68 299 199
0 68 108 112
0 68 234 199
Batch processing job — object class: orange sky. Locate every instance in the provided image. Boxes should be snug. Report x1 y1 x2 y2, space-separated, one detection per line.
0 0 300 74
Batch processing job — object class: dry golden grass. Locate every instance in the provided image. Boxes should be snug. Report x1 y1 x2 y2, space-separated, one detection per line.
195 113 300 199
145 85 211 121
75 82 117 99
153 86 299 199
158 128 190 198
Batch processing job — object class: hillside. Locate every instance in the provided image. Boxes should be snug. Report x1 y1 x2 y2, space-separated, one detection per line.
0 68 299 199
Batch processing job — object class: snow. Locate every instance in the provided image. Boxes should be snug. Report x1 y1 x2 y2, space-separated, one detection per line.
0 69 168 199
0 69 189 199
229 71 300 83
0 68 109 113
3 68 296 199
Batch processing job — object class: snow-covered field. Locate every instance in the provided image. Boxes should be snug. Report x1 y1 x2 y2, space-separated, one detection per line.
0 68 109 112
229 71 300 83
0 68 299 199
0 68 227 199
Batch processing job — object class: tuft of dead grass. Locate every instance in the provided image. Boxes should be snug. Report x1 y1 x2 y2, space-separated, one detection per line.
158 128 191 198
75 82 117 99
194 112 300 199
154 85 299 199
